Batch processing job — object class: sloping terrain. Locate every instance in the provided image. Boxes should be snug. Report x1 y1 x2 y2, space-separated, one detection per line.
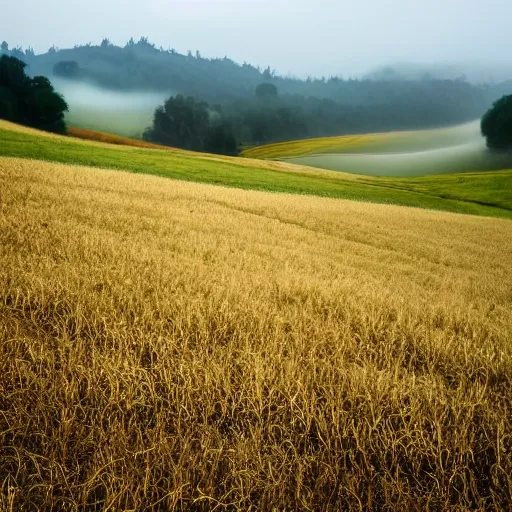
67 127 175 150
1 157 511 509
241 122 482 159
1 120 511 218
242 122 512 177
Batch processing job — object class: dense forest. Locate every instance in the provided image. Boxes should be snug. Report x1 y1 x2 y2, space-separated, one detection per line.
2 38 503 106
142 85 489 155
1 38 511 153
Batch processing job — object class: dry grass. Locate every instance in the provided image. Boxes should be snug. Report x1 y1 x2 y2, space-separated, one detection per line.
66 127 179 151
1 156 512 511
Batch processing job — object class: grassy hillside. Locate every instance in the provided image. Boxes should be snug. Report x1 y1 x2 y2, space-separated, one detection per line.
242 122 512 177
283 145 512 177
1 157 511 510
241 123 483 159
1 120 511 219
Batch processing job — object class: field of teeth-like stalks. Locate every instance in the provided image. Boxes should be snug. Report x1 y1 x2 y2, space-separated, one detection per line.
1 156 512 511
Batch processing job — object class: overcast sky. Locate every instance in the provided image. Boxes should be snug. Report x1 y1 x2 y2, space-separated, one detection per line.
2 0 510 77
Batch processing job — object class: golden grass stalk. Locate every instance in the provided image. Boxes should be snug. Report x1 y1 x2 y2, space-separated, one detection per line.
1 156 511 510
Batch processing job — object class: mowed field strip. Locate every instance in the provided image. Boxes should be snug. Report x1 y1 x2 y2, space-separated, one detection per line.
1 120 512 218
1 156 512 509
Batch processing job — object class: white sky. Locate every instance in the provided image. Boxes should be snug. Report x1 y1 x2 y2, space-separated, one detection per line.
1 0 510 77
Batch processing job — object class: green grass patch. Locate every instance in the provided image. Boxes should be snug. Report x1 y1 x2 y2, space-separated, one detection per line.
1 122 511 219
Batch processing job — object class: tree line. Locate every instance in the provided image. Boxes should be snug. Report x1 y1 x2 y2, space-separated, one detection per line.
0 55 67 133
142 82 492 154
2 38 512 155
2 37 503 110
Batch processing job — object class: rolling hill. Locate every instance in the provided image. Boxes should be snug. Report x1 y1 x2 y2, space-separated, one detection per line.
1 119 511 218
242 121 512 177
242 122 483 159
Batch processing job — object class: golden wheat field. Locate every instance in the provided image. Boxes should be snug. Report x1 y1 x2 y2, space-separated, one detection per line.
1 156 512 511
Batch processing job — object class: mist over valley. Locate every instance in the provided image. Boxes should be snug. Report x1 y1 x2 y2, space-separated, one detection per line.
51 78 171 136
280 122 510 176
6 36 507 174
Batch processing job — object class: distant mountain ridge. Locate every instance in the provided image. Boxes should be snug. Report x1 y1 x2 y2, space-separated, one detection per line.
366 62 512 85
2 38 512 151
1 38 509 109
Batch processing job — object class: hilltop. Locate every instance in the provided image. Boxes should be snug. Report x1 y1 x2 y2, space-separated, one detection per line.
1 39 508 130
3 39 512 151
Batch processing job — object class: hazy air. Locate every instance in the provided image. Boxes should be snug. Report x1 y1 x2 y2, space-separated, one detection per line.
2 0 511 78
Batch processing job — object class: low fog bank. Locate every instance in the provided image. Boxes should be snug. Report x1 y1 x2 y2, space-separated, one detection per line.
52 79 170 137
355 121 483 155
286 122 512 177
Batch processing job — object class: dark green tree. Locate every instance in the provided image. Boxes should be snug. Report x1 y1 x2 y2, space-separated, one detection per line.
204 120 238 155
144 94 239 155
0 55 68 133
10 46 25 61
255 82 278 99
27 76 68 133
263 66 273 81
0 86 18 121
53 60 81 79
137 37 154 48
144 94 210 151
0 54 27 90
481 95 512 151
